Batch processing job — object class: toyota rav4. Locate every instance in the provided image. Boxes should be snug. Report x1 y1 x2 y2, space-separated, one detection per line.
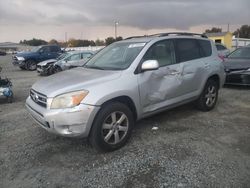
26 33 225 151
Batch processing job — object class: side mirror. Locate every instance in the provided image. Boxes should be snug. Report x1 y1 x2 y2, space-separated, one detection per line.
141 60 159 72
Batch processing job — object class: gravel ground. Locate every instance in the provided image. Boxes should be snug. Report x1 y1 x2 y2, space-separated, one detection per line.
0 55 250 188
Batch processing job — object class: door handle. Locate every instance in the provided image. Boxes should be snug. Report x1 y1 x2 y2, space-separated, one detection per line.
168 70 181 75
204 63 210 68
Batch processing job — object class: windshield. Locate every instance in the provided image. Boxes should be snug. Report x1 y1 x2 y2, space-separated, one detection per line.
84 42 146 70
228 48 250 59
57 53 67 60
31 46 42 52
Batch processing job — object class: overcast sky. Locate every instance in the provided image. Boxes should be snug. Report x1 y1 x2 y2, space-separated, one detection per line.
0 0 249 42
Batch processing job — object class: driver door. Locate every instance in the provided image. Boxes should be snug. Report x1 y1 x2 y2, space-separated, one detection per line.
138 39 184 114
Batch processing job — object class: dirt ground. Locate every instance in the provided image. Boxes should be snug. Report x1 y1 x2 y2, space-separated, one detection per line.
0 55 250 188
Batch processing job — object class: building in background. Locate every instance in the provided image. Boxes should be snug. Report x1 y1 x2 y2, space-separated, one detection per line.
206 32 233 49
0 42 32 53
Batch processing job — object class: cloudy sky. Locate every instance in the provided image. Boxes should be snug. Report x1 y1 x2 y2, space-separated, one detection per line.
0 0 249 42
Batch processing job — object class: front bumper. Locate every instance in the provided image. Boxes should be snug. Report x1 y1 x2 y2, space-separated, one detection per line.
225 72 250 85
26 96 100 137
12 60 25 67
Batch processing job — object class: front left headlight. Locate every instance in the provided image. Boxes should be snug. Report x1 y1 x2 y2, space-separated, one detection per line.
17 56 25 61
51 90 89 109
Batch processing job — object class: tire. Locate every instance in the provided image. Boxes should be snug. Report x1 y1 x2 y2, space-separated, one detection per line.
196 79 219 111
26 60 37 71
53 65 62 73
89 102 134 152
19 65 26 70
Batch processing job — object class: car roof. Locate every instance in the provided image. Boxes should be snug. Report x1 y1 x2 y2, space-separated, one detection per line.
118 32 210 43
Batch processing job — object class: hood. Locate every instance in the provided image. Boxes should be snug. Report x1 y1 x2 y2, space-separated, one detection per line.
223 58 250 71
16 51 38 58
38 59 57 66
32 67 122 97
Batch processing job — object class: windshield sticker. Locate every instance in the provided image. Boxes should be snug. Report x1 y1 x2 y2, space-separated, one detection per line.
128 43 146 48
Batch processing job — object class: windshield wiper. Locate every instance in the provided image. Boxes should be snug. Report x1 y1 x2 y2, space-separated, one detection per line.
84 65 105 70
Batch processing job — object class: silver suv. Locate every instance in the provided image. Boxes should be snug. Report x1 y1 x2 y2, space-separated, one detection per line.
26 33 225 151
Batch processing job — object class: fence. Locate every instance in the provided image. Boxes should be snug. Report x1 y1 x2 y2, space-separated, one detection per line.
65 46 105 52
232 37 250 48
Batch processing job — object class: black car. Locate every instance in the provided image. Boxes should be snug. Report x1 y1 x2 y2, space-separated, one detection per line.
224 47 250 85
0 51 7 56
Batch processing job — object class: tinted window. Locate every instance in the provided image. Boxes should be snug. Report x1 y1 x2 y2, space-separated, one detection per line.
39 46 50 53
50 46 60 52
216 44 226 50
143 40 176 67
198 40 212 57
176 39 201 62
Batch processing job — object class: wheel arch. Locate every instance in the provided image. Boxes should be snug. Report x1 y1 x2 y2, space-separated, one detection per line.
100 96 138 121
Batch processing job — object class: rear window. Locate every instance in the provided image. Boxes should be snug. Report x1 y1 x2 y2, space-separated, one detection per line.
216 44 226 50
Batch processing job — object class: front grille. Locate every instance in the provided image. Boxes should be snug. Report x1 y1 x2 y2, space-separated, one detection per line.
30 89 47 108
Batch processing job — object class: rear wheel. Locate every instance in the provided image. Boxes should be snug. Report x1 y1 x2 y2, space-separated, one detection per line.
26 60 37 71
89 102 134 152
196 79 219 111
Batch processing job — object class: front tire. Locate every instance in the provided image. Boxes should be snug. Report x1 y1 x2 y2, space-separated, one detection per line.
196 79 219 111
89 102 134 152
26 60 37 71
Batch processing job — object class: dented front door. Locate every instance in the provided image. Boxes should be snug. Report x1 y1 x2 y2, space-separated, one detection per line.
137 39 184 113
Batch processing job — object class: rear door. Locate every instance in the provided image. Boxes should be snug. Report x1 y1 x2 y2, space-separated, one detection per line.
175 38 211 96
138 39 184 113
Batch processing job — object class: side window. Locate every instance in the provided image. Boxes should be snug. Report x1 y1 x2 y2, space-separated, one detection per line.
82 53 92 59
50 46 60 52
143 40 176 67
198 40 212 57
39 47 50 53
176 39 201 62
67 54 81 61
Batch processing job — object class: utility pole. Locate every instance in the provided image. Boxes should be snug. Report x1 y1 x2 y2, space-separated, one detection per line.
114 21 119 39
65 32 67 43
227 23 230 32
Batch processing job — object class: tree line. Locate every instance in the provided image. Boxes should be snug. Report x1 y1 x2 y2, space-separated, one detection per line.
204 25 250 38
19 25 250 47
20 36 123 47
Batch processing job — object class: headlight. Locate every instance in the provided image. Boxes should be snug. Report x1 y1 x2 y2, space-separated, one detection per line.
17 56 25 61
51 90 88 109
247 68 250 71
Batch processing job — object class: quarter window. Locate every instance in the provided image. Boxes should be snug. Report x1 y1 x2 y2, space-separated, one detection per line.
143 40 176 67
198 40 212 57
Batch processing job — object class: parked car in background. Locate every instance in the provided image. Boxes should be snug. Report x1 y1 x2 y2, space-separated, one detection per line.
26 33 225 152
37 53 67 76
224 46 250 85
12 45 62 70
0 51 7 56
215 43 230 58
53 51 94 73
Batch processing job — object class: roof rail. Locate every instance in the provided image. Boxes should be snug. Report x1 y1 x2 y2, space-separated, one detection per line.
150 32 208 38
124 35 149 40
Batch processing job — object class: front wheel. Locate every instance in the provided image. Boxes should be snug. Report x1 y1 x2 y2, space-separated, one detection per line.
89 102 134 152
53 65 62 73
26 60 37 71
195 79 219 111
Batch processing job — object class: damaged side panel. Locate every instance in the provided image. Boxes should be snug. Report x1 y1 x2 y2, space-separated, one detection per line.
138 63 184 113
